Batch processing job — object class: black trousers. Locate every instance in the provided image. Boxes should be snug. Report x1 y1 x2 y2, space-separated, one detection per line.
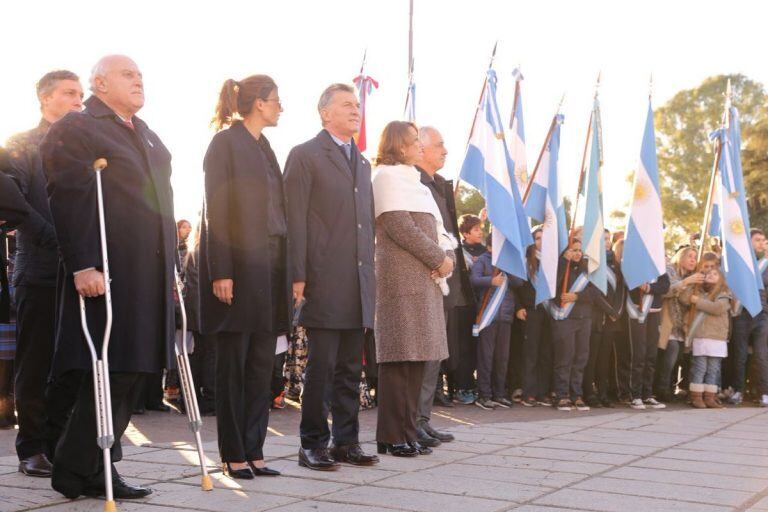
521 307 551 399
300 328 364 449
476 321 511 399
506 320 524 393
52 372 145 493
448 306 476 392
376 361 424 444
45 369 85 461
614 325 632 400
271 351 287 399
629 312 661 399
189 331 216 412
215 331 276 462
583 329 614 399
14 285 56 460
552 317 591 400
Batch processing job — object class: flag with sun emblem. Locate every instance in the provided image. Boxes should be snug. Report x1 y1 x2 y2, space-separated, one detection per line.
622 100 666 290
459 69 532 279
710 102 763 316
508 68 527 192
581 97 607 294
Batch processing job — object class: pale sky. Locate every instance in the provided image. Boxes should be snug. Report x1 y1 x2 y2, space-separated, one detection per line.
3 0 767 228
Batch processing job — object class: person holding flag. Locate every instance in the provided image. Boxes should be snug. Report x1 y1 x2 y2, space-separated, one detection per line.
622 96 670 410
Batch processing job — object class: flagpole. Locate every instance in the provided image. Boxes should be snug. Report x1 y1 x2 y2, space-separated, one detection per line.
454 42 499 198
522 95 565 205
560 73 600 306
408 0 414 76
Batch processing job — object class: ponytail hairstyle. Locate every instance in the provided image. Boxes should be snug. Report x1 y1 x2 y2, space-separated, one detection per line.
212 75 277 131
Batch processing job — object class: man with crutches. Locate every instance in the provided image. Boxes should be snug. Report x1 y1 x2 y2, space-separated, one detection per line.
41 55 179 503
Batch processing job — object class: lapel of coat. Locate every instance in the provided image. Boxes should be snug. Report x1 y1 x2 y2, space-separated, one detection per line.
318 130 354 183
351 139 369 183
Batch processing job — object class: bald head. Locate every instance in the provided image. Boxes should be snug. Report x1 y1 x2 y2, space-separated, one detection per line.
416 126 447 175
89 55 145 119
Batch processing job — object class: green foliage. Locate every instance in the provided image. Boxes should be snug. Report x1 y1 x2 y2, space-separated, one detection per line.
455 184 485 218
655 74 767 247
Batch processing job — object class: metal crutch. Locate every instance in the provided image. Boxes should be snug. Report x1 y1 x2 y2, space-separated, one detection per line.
173 266 213 491
78 158 116 512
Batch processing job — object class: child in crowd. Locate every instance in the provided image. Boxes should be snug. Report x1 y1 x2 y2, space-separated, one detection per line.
470 235 522 410
680 267 731 408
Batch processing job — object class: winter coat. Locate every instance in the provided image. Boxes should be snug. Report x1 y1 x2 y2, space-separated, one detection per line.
469 251 521 323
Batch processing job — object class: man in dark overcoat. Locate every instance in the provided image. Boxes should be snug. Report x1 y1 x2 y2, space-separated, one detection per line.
284 83 378 470
4 69 83 478
40 55 176 500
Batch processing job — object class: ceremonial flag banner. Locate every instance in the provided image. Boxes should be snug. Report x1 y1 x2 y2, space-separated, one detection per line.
711 104 763 316
460 69 532 280
581 98 607 294
404 78 416 123
509 68 527 193
352 74 378 152
622 101 666 290
524 115 567 304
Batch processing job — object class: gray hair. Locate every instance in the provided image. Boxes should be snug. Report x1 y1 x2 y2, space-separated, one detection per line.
89 54 135 93
317 83 355 116
36 70 79 98
418 126 440 144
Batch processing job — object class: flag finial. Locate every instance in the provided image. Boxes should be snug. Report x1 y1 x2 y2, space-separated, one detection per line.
557 93 566 114
360 48 367 74
594 71 602 99
649 73 653 101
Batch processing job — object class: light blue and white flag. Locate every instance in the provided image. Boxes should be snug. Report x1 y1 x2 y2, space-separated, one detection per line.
622 101 666 290
581 98 607 294
710 104 763 316
524 114 567 304
508 68 527 193
472 273 508 336
460 69 533 280
404 78 416 123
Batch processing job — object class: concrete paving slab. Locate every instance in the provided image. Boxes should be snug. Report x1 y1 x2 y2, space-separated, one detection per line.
603 466 767 492
462 453 612 475
534 488 731 512
523 438 657 456
0 487 70 512
174 472 353 498
654 447 768 467
631 457 768 478
497 446 638 465
317 485 511 512
553 427 694 447
427 461 589 488
143 482 299 511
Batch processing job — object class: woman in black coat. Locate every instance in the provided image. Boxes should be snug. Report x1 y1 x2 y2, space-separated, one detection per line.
199 75 290 479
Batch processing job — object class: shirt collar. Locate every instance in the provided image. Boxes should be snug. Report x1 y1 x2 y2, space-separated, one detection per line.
327 130 351 147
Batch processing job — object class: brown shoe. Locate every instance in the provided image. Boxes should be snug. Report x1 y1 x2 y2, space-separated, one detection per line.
690 391 706 409
19 453 53 477
704 391 724 409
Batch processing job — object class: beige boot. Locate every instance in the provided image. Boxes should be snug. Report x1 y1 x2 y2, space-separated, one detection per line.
704 387 723 408
690 391 706 409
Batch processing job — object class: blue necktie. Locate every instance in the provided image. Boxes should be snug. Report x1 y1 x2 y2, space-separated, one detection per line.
342 143 351 161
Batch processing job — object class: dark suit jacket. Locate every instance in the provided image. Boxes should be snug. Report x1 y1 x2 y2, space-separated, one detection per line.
40 95 177 376
284 129 375 329
0 148 29 229
198 122 291 334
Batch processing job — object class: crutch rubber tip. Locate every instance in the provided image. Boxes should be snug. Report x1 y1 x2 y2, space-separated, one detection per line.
202 474 214 491
103 500 117 512
93 158 108 172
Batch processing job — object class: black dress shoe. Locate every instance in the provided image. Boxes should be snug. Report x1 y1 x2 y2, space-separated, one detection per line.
247 461 281 476
422 422 454 442
408 441 432 455
84 472 153 499
145 402 171 412
19 453 52 477
376 442 418 457
415 426 441 448
223 462 254 479
298 447 339 471
330 443 379 466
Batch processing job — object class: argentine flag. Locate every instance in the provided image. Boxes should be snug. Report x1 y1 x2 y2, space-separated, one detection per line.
460 69 533 280
524 114 567 304
508 69 527 193
581 98 607 294
623 101 666 290
711 107 763 316
404 78 416 123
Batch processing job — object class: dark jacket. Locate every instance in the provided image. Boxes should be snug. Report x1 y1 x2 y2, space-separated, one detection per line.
40 96 177 376
0 149 29 229
553 256 599 320
4 120 59 287
469 251 522 323
284 130 375 329
183 241 201 333
198 123 291 334
602 252 627 333
419 169 475 310
627 272 670 310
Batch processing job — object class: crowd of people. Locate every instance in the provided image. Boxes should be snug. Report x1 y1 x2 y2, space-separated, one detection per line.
0 56 766 503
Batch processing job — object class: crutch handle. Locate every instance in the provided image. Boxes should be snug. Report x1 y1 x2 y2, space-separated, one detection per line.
93 158 108 172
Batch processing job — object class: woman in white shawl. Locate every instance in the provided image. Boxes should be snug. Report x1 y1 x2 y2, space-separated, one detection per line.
371 121 455 457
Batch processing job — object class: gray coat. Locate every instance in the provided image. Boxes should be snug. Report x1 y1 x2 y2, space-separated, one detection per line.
374 211 452 363
284 130 375 329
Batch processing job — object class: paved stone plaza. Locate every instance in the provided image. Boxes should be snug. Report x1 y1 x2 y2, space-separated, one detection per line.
1 405 768 511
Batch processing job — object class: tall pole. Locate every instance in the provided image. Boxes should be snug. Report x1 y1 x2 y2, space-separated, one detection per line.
408 0 414 76
454 41 499 198
522 95 565 205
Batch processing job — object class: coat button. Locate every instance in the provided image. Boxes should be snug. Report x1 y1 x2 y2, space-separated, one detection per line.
354 187 358 193
358 261 362 267
357 224 362 229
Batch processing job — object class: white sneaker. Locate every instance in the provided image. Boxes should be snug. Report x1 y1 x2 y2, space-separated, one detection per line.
630 398 646 410
760 395 768 408
643 397 666 409
729 391 743 405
